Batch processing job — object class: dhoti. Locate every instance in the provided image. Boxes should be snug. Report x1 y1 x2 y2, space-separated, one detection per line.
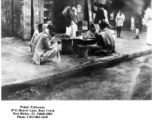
146 23 152 45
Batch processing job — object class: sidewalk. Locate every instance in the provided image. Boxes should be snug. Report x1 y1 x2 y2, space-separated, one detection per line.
1 31 152 95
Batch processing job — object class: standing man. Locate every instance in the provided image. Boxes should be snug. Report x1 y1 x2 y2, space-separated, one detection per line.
92 0 109 32
33 25 61 65
62 5 78 38
115 10 125 38
143 6 152 46
134 12 142 39
97 21 115 53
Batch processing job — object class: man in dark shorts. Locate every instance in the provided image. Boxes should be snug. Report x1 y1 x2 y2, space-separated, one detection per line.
134 12 142 39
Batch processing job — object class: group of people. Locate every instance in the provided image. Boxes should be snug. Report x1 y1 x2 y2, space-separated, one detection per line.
88 21 115 56
30 2 152 65
115 10 142 39
116 7 152 46
62 2 116 56
30 21 61 65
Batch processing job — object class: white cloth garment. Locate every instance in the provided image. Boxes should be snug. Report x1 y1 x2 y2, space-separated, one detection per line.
65 21 78 38
70 21 78 38
144 8 152 45
130 16 135 31
110 30 116 40
115 12 125 27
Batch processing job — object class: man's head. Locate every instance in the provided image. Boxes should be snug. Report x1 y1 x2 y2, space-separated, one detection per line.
47 24 57 37
99 21 109 30
38 24 43 33
47 21 52 25
119 10 122 15
69 1 75 7
72 7 77 16
97 0 106 4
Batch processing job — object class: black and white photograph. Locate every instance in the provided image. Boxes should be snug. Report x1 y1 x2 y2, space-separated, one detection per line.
1 0 152 119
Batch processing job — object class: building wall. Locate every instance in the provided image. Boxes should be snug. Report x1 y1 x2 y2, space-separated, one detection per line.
22 0 32 40
1 0 12 37
1 0 45 40
43 0 54 23
2 0 150 38
13 0 24 38
33 0 44 30
1 0 31 39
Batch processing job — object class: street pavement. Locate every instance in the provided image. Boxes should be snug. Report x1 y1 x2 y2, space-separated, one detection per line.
4 55 152 100
1 31 152 95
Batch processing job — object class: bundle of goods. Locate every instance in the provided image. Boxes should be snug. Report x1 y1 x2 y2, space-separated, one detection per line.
59 34 70 39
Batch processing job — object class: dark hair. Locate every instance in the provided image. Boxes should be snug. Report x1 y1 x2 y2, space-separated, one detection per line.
38 24 43 29
47 24 57 37
99 21 109 30
47 24 57 32
90 23 95 28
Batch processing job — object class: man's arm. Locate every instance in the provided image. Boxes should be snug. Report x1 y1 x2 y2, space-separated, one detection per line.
62 6 70 17
93 1 107 8
43 35 53 50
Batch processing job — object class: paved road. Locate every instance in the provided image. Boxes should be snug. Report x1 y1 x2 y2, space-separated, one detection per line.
3 55 152 100
2 31 152 86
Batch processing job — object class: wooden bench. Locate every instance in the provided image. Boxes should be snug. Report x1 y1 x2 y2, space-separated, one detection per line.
61 37 98 57
77 44 102 58
73 38 97 53
77 45 89 58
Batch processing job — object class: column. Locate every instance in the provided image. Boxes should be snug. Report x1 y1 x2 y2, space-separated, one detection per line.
11 0 14 36
22 0 32 40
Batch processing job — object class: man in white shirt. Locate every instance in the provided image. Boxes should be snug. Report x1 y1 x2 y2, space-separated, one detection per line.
115 10 125 38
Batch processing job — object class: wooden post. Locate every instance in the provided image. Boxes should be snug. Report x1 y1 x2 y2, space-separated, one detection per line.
87 0 93 25
31 0 34 36
11 0 14 36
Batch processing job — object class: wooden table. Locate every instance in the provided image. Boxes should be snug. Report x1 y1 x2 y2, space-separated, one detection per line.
61 38 73 54
61 37 97 57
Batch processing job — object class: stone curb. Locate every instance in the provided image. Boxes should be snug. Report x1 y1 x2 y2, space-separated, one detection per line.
2 49 152 98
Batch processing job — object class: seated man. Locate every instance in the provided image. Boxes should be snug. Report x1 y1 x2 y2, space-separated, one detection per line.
32 25 61 65
83 23 97 38
89 21 116 56
30 23 58 56
30 24 43 55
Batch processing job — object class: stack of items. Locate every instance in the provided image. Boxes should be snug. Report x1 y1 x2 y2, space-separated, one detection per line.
76 21 88 37
78 21 88 31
